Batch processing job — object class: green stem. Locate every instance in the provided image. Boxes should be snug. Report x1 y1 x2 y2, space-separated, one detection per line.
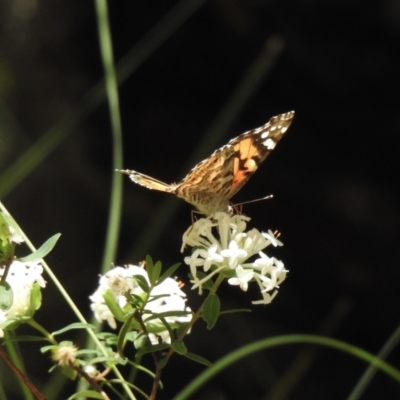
27 319 57 345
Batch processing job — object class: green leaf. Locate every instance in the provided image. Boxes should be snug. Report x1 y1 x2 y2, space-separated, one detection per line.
133 274 150 293
117 314 134 356
220 308 251 315
19 233 61 262
28 283 42 313
158 356 169 369
0 212 10 244
136 342 170 357
132 332 148 350
184 351 212 367
143 310 192 322
96 332 118 345
60 364 77 380
4 335 46 343
1 316 31 331
153 260 162 283
75 349 101 357
147 256 162 286
145 254 154 270
41 344 57 354
87 355 125 366
172 339 187 355
159 262 181 283
103 289 126 322
52 323 96 336
0 281 13 311
202 293 220 330
177 322 191 338
67 390 106 399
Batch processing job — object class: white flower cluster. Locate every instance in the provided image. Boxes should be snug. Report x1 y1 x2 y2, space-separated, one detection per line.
90 265 192 344
0 260 46 337
182 212 287 305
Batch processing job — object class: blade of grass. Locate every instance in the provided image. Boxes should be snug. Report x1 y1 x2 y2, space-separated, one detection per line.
173 334 400 400
347 323 400 400
94 0 123 272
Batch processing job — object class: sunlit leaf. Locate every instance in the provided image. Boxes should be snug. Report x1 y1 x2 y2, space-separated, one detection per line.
52 323 96 336
19 233 61 262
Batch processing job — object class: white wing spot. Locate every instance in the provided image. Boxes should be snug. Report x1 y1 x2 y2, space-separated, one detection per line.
263 138 276 149
261 131 270 139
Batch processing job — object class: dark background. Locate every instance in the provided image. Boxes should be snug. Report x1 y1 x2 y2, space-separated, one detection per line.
1 1 400 399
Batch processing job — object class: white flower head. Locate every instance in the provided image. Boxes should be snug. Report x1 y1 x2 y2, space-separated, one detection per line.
90 264 192 344
182 212 287 305
0 260 46 337
51 342 78 367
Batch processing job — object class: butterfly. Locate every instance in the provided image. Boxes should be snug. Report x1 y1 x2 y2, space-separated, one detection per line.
119 111 294 216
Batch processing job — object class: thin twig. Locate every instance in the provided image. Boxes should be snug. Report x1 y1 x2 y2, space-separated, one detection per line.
0 346 46 400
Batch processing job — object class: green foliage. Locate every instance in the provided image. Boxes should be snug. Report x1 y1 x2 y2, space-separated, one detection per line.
103 289 127 323
159 262 181 283
146 254 161 285
19 233 61 263
0 281 13 311
192 271 213 290
29 283 42 313
202 293 220 329
96 331 118 346
136 343 170 357
183 352 212 367
0 212 11 245
52 323 96 336
172 339 187 355
1 316 31 331
67 390 106 399
117 314 134 356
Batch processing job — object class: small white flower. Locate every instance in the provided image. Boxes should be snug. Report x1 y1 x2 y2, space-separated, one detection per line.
252 251 274 273
203 244 224 271
182 212 287 304
220 240 248 269
181 218 217 252
90 265 148 329
251 290 279 305
0 260 46 337
262 230 283 247
90 265 192 344
228 266 254 291
83 364 98 377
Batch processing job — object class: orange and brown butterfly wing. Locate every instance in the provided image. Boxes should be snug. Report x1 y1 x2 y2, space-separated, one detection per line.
174 143 237 214
174 111 294 214
228 110 294 198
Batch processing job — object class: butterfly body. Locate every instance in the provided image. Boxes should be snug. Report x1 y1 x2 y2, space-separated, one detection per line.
120 111 294 215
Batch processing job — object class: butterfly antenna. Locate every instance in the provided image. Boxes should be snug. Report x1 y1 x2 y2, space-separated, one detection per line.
232 194 274 208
